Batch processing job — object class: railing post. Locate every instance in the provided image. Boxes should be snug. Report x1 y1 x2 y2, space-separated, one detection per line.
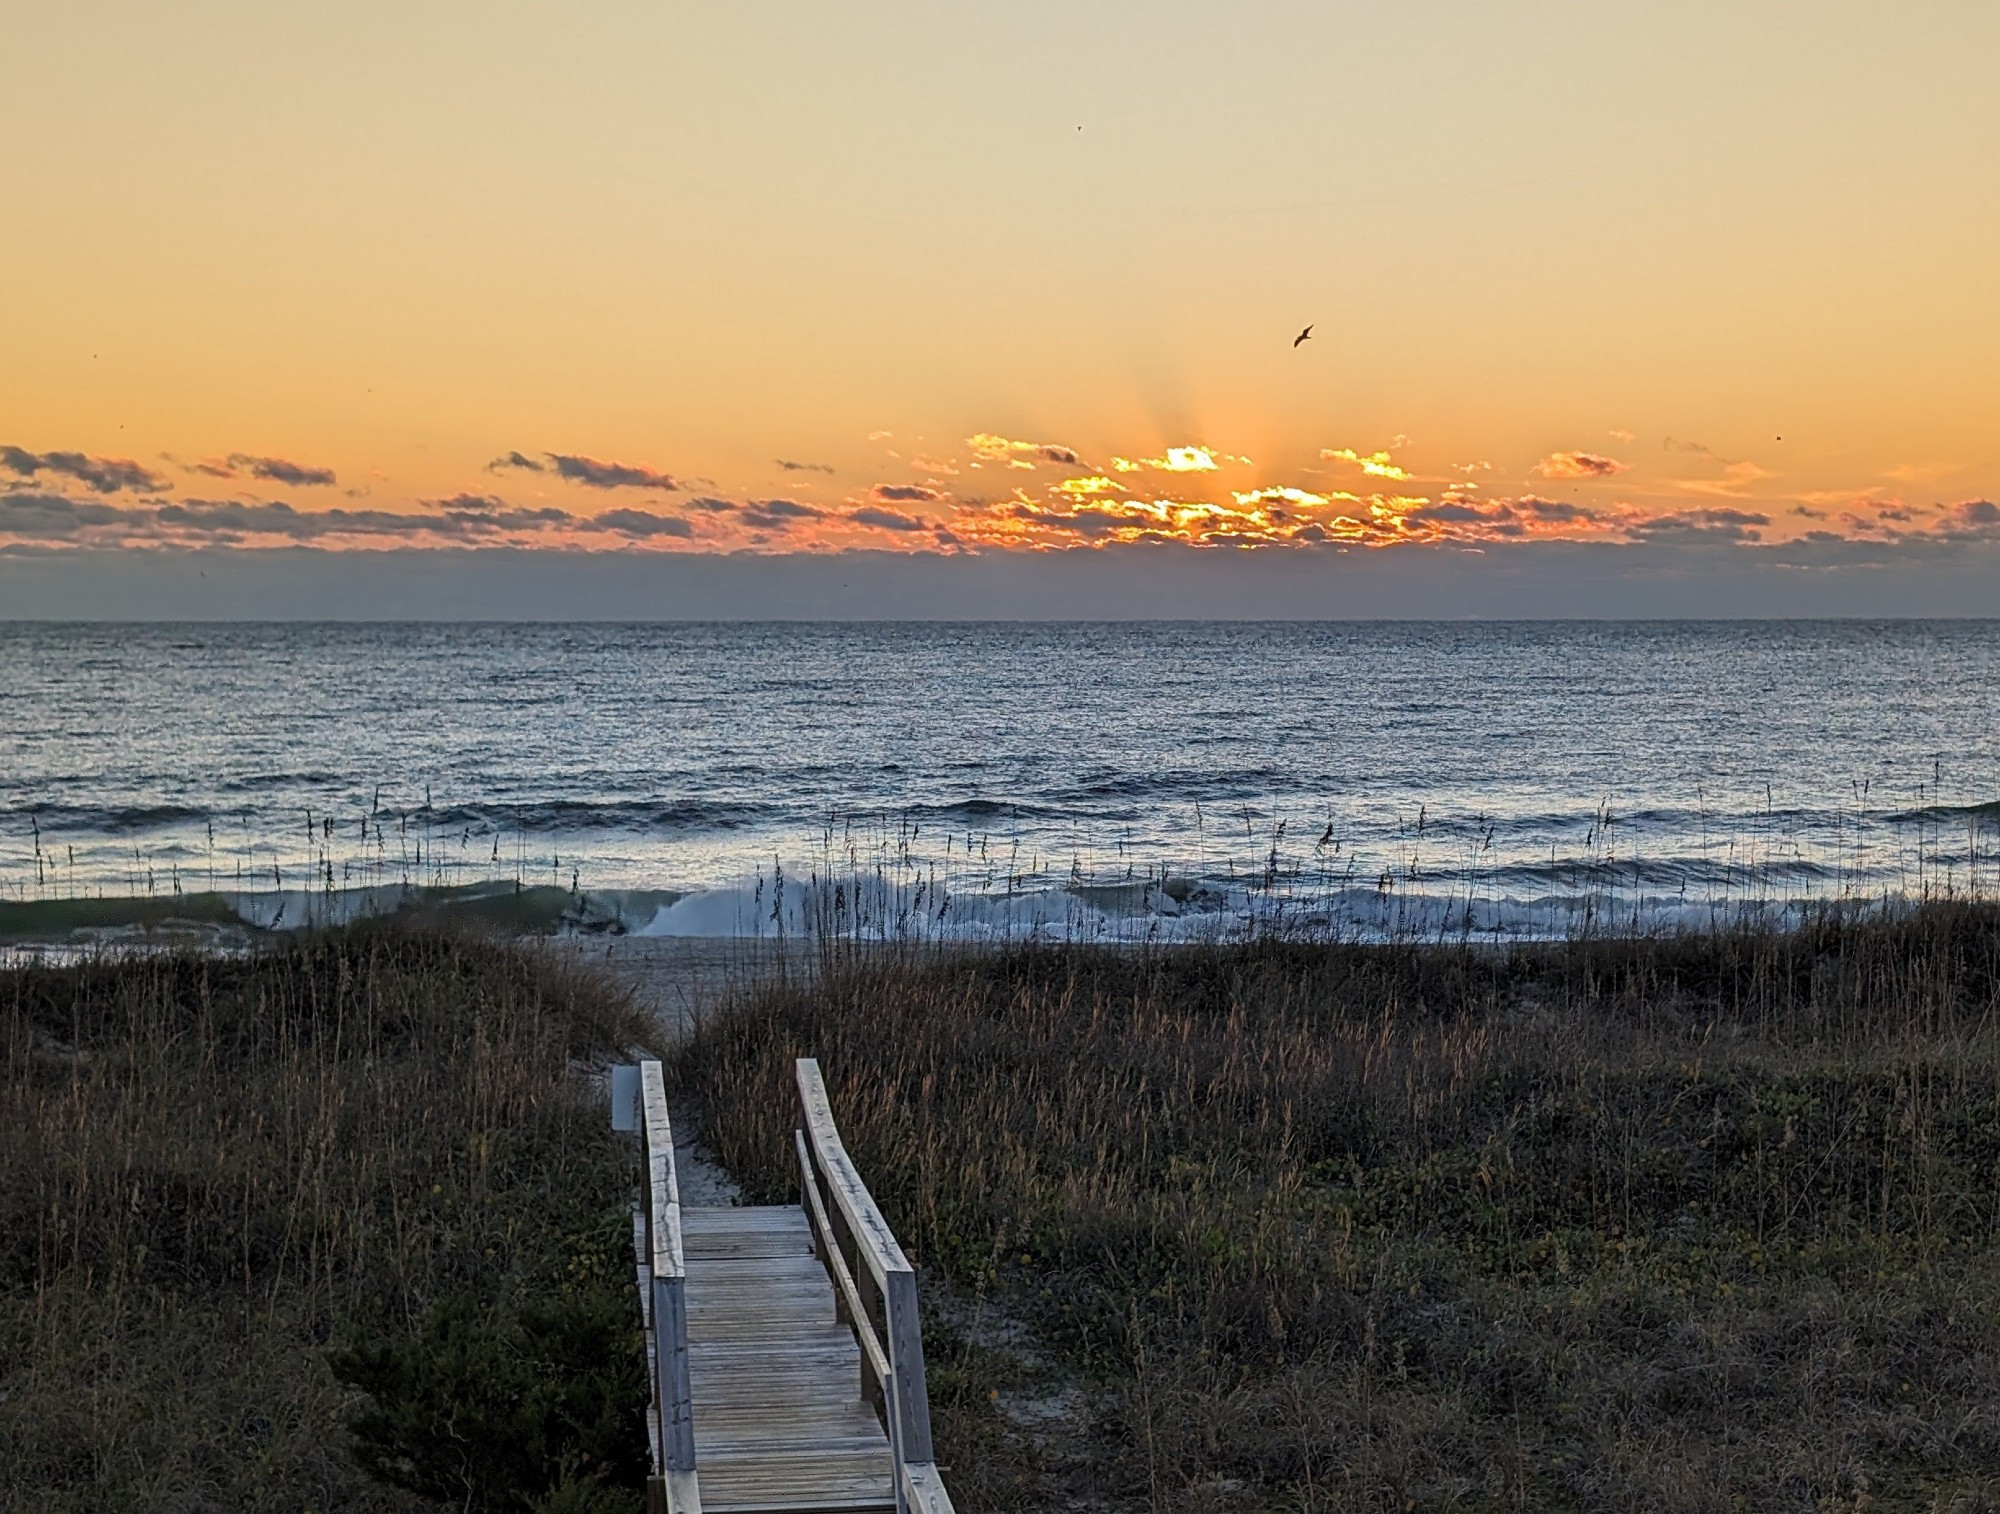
884 1268 934 1464
638 1061 700 1512
655 1271 694 1471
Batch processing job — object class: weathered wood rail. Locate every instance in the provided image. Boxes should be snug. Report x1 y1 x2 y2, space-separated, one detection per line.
622 1058 955 1514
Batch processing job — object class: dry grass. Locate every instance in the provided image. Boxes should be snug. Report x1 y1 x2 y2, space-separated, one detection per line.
676 906 2000 1513
0 927 658 1513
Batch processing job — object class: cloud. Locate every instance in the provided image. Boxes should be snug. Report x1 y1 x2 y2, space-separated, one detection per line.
1532 451 1628 479
547 454 679 491
1517 496 1600 523
1003 503 1143 539
1232 486 1345 511
1676 459 1776 497
1406 501 1494 524
1321 448 1409 481
419 494 584 536
1 445 170 494
1055 476 1123 499
739 498 825 531
186 453 338 486
1623 507 1770 543
967 434 1082 469
1609 429 1636 442
1934 499 2000 539
150 499 444 541
594 508 695 538
232 454 337 487
0 486 718 549
850 507 929 533
776 459 835 474
425 492 509 513
0 492 130 537
1883 461 1958 483
482 451 683 492
870 483 943 503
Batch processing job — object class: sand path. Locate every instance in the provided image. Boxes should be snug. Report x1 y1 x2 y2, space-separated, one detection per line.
554 933 811 1205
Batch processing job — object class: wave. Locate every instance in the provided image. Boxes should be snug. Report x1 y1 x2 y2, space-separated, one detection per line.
302 797 783 835
1885 799 2000 825
0 881 684 948
0 802 213 835
0 859 1978 955
622 874 1913 946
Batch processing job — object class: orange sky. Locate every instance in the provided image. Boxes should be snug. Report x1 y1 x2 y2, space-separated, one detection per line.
5 2 1998 575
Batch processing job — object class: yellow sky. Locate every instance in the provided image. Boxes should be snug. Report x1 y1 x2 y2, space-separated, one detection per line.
5 1 1998 564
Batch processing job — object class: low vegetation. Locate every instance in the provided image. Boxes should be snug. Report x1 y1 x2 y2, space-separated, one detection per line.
677 907 2000 1512
0 929 656 1513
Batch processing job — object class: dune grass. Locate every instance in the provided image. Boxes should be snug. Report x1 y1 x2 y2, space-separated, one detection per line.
0 928 658 1514
674 906 2000 1512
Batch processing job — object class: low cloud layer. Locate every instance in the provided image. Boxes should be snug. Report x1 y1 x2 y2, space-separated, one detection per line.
6 428 1994 585
0 490 704 548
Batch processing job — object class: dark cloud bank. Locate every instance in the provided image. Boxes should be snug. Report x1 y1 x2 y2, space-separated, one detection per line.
4 537 2000 619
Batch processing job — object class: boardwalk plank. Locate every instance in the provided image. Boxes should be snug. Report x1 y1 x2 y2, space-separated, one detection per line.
682 1204 895 1513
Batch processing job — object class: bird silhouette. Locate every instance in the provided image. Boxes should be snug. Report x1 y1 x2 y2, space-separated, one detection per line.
1293 324 1313 348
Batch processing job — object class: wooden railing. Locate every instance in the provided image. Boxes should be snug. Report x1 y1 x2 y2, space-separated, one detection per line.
793 1058 955 1514
633 1061 702 1514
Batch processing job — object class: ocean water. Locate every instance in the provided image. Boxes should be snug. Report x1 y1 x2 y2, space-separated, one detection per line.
2 620 1997 946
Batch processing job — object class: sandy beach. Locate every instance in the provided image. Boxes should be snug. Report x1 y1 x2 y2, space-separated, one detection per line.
551 933 802 1042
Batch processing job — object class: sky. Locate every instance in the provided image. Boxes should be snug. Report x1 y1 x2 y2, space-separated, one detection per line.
5 1 1998 616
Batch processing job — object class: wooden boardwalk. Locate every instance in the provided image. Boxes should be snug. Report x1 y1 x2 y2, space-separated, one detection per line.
622 1060 954 1514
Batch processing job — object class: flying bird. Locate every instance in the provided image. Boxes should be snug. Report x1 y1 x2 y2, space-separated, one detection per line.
1293 324 1313 348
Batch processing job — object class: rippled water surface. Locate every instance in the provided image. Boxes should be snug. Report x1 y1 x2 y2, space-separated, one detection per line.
3 621 1997 939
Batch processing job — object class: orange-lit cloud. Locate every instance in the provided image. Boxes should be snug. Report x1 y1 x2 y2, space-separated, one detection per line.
1054 475 1122 498
1321 447 1409 481
1106 446 1247 475
1675 459 1776 497
1532 450 1629 479
870 483 945 503
967 434 1081 468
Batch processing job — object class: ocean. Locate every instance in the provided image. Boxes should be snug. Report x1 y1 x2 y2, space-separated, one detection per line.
3 620 1997 946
